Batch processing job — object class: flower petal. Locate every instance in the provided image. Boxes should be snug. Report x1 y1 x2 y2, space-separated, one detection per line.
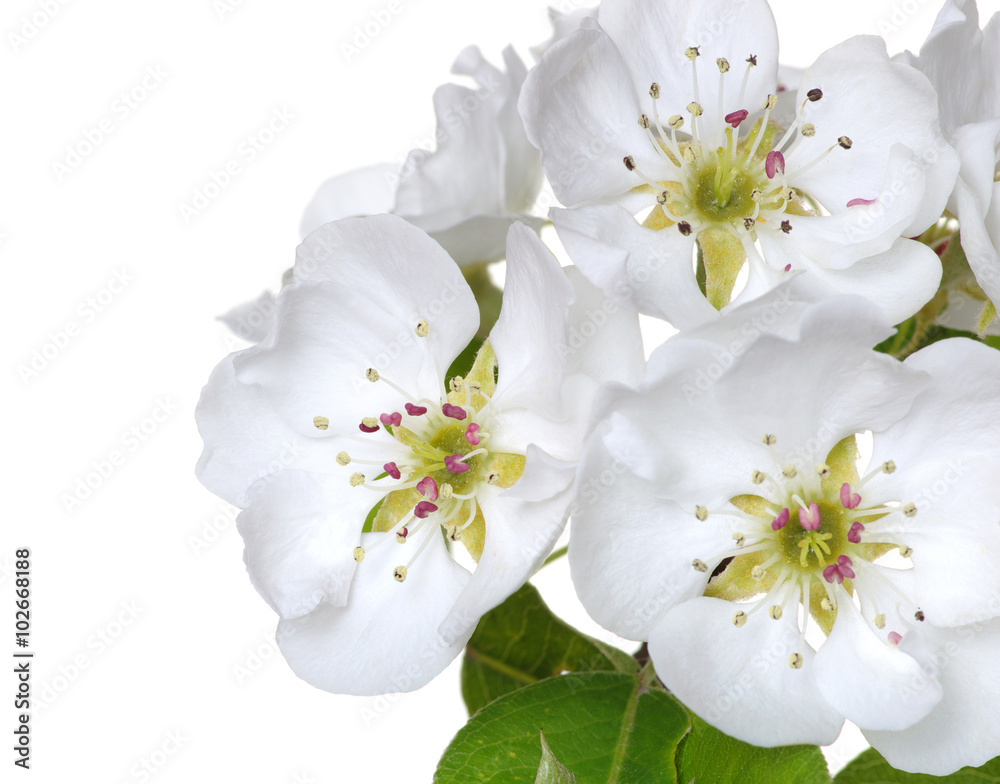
519 20 652 206
551 204 716 329
650 597 843 747
570 431 741 641
599 0 779 137
489 222 573 418
299 163 399 238
813 596 941 731
438 446 575 643
865 618 1000 775
237 470 368 618
790 36 957 236
276 525 471 695
195 351 349 507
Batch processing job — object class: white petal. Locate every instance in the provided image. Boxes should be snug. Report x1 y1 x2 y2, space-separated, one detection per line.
650 597 843 747
551 205 716 328
765 145 933 272
438 446 575 643
791 36 957 236
869 339 1000 626
952 120 1000 306
218 291 276 344
604 296 923 506
911 0 984 134
299 163 399 238
813 597 941 731
569 431 740 641
419 214 545 267
865 619 1000 775
195 352 348 507
237 470 369 618
276 525 471 696
599 0 779 137
518 21 653 207
490 223 573 418
563 267 645 389
766 239 942 326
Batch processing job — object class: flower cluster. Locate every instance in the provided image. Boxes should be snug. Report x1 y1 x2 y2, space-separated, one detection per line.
197 0 1000 776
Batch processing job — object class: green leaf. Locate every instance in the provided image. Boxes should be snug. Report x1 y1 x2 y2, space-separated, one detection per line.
461 583 638 715
434 672 689 784
536 731 578 784
833 747 1000 783
675 713 829 784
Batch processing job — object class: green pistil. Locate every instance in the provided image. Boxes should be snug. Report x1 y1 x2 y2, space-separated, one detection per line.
797 531 833 567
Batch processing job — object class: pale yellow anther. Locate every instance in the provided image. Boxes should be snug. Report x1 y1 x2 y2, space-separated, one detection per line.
395 530 408 544
649 82 661 99
336 451 351 466
393 566 407 583
440 483 454 499
732 532 745 547
415 320 430 337
764 94 777 110
782 465 797 479
801 123 816 137
817 464 830 478
732 611 747 627
899 545 914 558
716 57 730 73
685 46 700 60
450 376 465 393
751 189 763 203
366 368 380 382
751 565 765 580
446 525 460 541
903 503 917 518
682 147 697 163
821 598 836 612
838 135 853 149
769 605 783 620
687 101 704 117
695 505 708 521
313 416 329 430
350 472 365 487
668 114 684 130
789 653 803 669
874 613 886 629
752 470 766 485
657 190 669 205
353 546 365 563
468 381 482 394
762 434 777 446
692 559 709 573
638 114 651 129
361 416 378 430
487 472 501 485
882 460 897 474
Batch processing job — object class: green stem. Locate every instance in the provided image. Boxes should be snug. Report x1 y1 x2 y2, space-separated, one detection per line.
541 545 568 569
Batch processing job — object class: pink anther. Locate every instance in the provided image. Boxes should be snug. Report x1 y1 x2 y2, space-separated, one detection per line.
383 462 401 480
444 454 470 474
380 412 402 427
464 423 481 445
846 197 877 208
799 502 822 531
888 631 902 646
765 150 785 179
847 521 865 544
442 404 467 421
416 476 439 502
405 403 428 416
413 501 438 519
725 109 749 128
840 482 861 510
771 507 790 531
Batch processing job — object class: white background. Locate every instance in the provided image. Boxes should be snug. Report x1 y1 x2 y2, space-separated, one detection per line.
4 0 995 782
